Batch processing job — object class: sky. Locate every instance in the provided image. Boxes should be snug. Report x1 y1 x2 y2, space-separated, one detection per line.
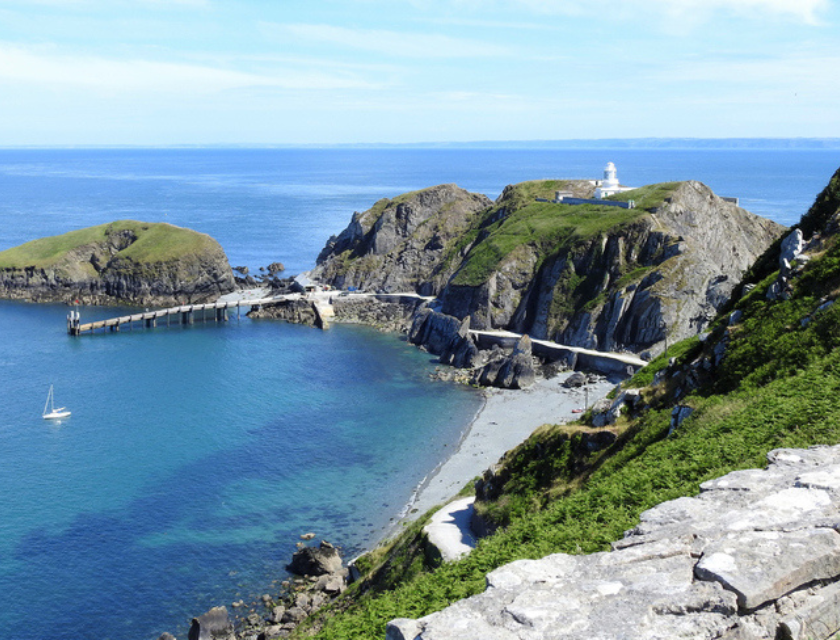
0 0 838 145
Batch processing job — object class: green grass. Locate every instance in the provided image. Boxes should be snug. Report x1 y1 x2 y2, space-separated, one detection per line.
300 178 840 639
0 220 217 269
450 181 680 287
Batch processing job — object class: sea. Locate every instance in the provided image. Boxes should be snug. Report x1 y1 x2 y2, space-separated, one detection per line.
0 146 837 640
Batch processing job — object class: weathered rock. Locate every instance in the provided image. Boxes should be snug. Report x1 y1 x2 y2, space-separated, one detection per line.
158 634 177 640
391 445 840 640
188 606 233 640
438 316 480 369
331 296 422 332
267 262 285 274
669 405 695 434
0 221 236 306
311 184 492 295
269 605 286 624
779 229 805 266
777 581 840 640
695 528 840 610
408 309 463 355
258 624 284 640
471 335 535 389
249 299 319 327
563 371 587 388
281 606 307 625
286 541 343 577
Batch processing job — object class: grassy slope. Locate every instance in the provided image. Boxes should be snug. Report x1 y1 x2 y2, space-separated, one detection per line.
0 221 217 269
302 177 840 640
450 181 680 287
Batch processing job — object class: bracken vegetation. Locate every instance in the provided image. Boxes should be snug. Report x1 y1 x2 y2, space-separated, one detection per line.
292 169 840 640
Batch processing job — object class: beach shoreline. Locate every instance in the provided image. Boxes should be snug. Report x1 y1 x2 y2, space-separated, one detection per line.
390 371 617 532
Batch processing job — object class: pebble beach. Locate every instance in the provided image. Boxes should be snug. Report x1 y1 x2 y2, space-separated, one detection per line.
403 372 618 521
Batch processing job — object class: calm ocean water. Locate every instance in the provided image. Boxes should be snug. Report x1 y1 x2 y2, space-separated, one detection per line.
0 147 837 640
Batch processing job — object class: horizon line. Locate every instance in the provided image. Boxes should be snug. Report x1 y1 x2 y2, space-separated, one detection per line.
2 137 840 151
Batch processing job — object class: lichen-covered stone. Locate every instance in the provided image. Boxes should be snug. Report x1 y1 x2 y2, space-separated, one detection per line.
391 445 840 640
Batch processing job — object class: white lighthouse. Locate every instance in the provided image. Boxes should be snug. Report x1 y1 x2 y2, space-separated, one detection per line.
594 162 633 199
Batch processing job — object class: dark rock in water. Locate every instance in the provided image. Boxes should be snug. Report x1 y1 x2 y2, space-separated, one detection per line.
158 634 176 640
267 262 285 274
409 309 463 355
287 541 343 577
188 606 233 640
233 266 249 275
564 371 587 388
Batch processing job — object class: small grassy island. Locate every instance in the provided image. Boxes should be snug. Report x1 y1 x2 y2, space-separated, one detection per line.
0 220 236 306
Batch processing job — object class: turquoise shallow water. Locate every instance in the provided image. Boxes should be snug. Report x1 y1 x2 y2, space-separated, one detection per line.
0 147 836 639
0 301 481 640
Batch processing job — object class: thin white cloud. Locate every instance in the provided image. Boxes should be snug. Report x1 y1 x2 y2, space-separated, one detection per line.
267 23 512 59
0 44 377 93
513 0 830 23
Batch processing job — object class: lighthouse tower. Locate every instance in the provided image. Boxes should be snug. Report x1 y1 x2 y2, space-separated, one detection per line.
595 161 629 199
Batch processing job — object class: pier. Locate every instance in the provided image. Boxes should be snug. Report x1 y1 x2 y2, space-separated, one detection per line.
66 294 300 335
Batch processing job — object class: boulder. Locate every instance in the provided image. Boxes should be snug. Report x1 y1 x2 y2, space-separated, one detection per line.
267 262 285 274
188 606 233 640
494 335 536 389
286 541 343 577
564 371 587 388
779 229 805 266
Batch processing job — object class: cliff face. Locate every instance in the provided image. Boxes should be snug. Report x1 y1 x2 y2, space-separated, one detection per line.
311 184 492 296
0 221 235 306
314 180 784 354
382 166 840 640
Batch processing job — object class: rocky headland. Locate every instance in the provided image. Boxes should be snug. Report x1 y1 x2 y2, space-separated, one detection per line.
0 220 236 306
310 180 784 357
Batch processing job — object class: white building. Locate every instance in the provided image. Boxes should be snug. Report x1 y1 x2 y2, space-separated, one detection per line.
594 162 635 199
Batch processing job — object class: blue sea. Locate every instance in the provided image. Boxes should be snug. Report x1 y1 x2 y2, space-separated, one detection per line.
0 147 837 640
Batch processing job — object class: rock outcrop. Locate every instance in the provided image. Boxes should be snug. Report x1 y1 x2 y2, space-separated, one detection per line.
0 220 235 306
388 444 840 640
311 184 492 295
471 335 536 389
313 180 783 356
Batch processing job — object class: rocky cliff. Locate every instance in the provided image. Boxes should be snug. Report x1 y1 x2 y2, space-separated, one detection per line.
313 179 783 355
382 166 840 640
312 184 492 296
0 220 235 306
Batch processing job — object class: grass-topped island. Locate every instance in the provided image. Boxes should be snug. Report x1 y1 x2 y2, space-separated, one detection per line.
0 220 236 306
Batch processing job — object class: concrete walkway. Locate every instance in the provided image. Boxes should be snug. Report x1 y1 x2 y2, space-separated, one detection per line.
423 497 478 563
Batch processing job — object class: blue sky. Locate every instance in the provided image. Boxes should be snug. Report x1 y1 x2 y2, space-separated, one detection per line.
0 0 837 145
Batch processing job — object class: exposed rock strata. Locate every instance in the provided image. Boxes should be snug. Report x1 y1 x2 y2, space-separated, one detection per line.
388 445 840 640
314 181 784 355
312 184 492 295
0 221 235 306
